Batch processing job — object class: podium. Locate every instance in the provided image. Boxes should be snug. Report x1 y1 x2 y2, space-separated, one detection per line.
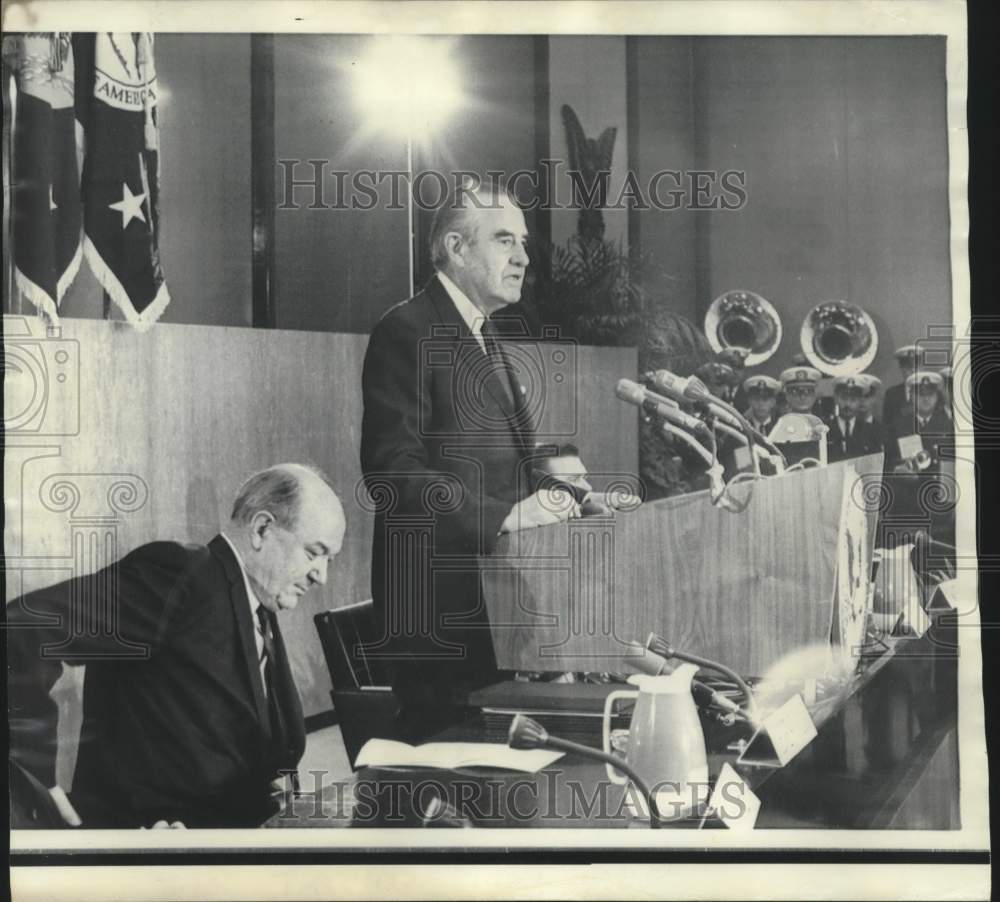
481 454 883 678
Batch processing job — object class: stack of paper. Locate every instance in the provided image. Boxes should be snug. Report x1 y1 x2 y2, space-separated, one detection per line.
355 739 564 773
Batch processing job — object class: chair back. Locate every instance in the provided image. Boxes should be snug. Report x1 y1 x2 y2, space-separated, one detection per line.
314 601 402 768
314 600 393 691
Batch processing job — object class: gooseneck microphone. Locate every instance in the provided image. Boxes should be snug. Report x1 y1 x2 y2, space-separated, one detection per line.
645 633 758 720
508 714 662 828
615 379 713 440
647 369 785 460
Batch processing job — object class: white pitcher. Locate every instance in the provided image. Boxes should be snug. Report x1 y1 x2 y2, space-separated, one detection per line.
601 662 709 818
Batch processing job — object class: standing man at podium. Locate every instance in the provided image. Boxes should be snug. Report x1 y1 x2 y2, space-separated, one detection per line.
361 185 580 738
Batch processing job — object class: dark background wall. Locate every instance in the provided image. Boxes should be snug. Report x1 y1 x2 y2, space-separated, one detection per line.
273 34 411 334
629 36 951 389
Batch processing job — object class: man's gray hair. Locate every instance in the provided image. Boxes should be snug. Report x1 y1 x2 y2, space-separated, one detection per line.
230 463 335 530
429 183 519 271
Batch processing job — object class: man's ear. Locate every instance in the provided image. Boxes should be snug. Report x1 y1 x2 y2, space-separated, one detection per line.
443 231 465 267
249 511 275 550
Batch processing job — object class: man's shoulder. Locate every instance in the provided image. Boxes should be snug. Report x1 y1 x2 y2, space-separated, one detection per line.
374 283 441 331
120 540 221 586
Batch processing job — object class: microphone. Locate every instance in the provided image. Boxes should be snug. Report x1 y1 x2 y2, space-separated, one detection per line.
647 370 745 431
649 370 785 461
645 633 758 720
624 642 750 720
508 714 662 828
616 379 712 440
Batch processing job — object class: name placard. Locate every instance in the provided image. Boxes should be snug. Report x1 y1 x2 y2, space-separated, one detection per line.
738 693 818 768
705 762 760 830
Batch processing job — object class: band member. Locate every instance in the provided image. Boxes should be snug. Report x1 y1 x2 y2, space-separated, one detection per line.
885 370 952 469
694 360 737 403
824 375 883 462
855 373 885 449
741 374 781 435
779 365 822 415
882 344 922 427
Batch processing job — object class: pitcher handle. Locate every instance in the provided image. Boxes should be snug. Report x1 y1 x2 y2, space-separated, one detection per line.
602 689 638 785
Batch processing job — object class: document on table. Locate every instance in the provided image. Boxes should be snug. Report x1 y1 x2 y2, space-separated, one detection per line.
355 739 564 773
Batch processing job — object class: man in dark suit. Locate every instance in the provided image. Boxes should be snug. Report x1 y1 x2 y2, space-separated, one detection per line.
741 374 781 436
824 375 883 463
7 463 346 828
360 187 581 738
885 371 953 470
855 373 886 451
882 344 921 428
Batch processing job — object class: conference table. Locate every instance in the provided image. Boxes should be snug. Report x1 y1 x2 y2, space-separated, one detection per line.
271 617 959 831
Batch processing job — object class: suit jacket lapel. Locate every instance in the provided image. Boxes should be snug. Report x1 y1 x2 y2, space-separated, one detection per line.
208 535 271 733
425 277 519 422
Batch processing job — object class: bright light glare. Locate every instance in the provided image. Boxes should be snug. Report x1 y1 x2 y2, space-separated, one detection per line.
352 37 464 139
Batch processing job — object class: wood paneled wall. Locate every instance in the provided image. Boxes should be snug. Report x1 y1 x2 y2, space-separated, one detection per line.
4 315 637 783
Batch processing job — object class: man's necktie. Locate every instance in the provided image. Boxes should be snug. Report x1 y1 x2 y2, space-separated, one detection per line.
480 319 516 407
255 607 286 753
255 605 274 696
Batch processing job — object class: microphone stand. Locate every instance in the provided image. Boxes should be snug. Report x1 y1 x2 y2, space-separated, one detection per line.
646 633 758 721
508 714 662 828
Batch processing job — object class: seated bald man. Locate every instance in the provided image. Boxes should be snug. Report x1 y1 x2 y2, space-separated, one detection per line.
7 463 346 828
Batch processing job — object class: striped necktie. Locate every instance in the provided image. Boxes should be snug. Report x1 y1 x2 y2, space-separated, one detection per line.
255 605 275 697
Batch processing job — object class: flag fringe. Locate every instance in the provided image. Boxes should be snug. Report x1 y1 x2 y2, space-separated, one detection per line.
56 239 83 303
13 266 61 325
83 235 170 332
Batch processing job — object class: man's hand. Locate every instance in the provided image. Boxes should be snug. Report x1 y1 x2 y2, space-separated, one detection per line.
48 785 82 827
500 488 581 534
142 820 187 829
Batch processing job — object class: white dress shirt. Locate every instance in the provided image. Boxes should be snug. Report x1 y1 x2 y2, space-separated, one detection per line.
220 533 267 691
437 271 488 353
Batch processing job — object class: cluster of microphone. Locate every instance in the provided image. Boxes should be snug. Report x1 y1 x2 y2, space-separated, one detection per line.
615 369 786 507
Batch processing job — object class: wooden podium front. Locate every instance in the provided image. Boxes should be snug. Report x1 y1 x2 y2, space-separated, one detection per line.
481 455 883 677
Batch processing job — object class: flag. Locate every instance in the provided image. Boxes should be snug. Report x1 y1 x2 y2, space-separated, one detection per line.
76 32 169 329
8 33 83 321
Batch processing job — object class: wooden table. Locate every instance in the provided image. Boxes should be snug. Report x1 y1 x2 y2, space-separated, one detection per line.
270 618 958 831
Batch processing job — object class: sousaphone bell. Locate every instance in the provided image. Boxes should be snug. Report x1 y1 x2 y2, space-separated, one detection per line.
704 290 782 367
800 300 878 376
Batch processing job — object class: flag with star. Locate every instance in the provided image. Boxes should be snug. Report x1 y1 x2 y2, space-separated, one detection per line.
8 33 83 321
76 32 169 328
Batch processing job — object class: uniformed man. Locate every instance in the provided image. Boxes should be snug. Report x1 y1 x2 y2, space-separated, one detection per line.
885 370 952 469
716 348 748 409
741 374 781 435
824 375 883 463
779 365 822 415
694 360 737 403
882 344 921 428
855 373 885 449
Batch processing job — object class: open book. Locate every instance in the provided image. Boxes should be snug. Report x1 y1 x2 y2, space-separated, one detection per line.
355 739 564 773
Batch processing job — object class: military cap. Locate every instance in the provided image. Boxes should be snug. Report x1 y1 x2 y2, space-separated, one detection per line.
695 361 736 384
833 375 865 395
939 365 953 380
905 370 943 390
855 373 882 395
716 348 748 370
894 344 921 362
742 374 781 395
780 366 821 387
